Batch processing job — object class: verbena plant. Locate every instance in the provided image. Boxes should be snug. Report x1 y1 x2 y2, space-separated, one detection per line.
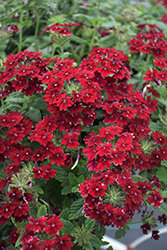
0 0 167 249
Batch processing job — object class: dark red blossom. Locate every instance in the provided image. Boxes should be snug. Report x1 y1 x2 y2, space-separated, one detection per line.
147 190 163 207
53 234 73 250
140 222 151 234
9 227 20 244
45 214 63 236
151 230 160 240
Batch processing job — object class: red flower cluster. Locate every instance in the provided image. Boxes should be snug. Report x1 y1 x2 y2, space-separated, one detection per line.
78 170 163 228
40 22 80 36
20 215 73 250
0 42 166 247
128 23 167 57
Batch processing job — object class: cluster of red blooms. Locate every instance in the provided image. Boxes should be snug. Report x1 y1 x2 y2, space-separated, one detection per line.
0 31 167 247
77 48 166 231
127 23 167 58
19 215 73 250
155 0 167 24
40 22 80 36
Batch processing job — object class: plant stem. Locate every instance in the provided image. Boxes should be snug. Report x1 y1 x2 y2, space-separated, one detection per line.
34 15 40 51
127 220 143 225
89 0 101 50
1 98 6 113
18 10 23 52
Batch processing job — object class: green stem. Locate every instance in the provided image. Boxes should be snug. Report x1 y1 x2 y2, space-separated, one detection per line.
51 44 57 57
127 221 143 225
18 10 23 52
53 0 61 15
34 15 40 51
89 0 101 51
1 98 6 113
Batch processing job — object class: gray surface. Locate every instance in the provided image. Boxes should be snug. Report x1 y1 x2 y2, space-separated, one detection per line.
105 209 167 250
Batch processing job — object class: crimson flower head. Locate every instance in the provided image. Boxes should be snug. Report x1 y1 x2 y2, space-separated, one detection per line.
45 214 63 236
8 25 19 32
53 234 73 250
40 22 80 36
151 230 160 240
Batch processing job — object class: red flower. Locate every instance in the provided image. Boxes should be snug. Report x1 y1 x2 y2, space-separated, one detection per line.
13 202 29 217
53 234 73 250
21 236 40 250
29 216 46 233
61 133 79 149
140 222 151 234
151 230 160 240
9 227 20 244
147 190 163 207
158 214 167 225
8 25 19 32
152 131 166 145
45 214 63 236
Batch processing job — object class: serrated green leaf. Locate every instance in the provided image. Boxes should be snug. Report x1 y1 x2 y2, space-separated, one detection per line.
55 166 69 187
61 218 74 235
33 185 44 195
85 218 96 231
25 108 41 122
32 97 47 110
69 198 84 220
68 172 78 186
89 235 102 249
115 227 126 239
61 185 72 195
78 175 85 184
162 190 167 198
37 205 47 218
71 186 78 193
29 201 38 219
60 207 70 220
156 167 167 183
156 203 167 213
161 160 167 168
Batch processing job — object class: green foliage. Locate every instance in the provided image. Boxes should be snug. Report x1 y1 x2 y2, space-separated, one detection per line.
37 204 48 218
69 198 84 220
115 225 129 239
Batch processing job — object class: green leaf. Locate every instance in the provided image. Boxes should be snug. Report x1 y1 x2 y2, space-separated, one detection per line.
60 207 70 220
89 235 102 249
25 108 41 122
61 185 72 195
55 166 69 187
161 160 167 168
68 172 78 186
107 247 114 250
95 34 116 47
82 244 94 250
162 190 167 198
37 205 47 218
33 185 44 195
115 227 126 239
69 198 84 220
71 186 78 193
156 203 167 213
29 201 38 219
156 167 167 183
85 218 96 231
71 34 87 44
15 234 22 247
61 218 74 235
32 97 47 110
